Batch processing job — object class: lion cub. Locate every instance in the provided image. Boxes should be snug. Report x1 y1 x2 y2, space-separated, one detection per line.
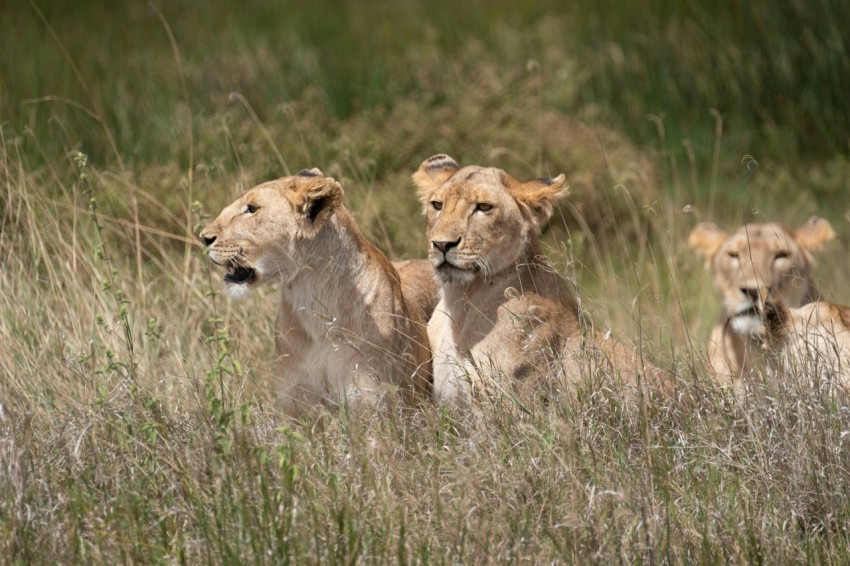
413 155 667 407
200 170 435 416
688 217 835 389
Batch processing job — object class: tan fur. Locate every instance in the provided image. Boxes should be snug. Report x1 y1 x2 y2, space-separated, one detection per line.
393 259 441 322
413 155 669 408
688 217 835 389
199 170 432 416
755 298 850 391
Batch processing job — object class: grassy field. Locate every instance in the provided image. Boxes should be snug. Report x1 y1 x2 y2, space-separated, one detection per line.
2 0 850 562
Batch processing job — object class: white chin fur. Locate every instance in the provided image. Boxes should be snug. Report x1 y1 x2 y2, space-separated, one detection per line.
730 315 763 336
436 266 476 286
225 282 253 300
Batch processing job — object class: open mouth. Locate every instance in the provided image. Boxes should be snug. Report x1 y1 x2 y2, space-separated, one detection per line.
224 263 257 285
734 304 761 318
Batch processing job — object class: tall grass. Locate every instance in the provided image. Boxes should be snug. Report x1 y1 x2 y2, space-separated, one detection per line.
4 0 849 166
2 1 850 562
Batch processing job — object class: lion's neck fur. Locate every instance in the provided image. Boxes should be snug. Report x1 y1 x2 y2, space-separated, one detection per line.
713 319 767 383
272 206 427 414
278 207 398 338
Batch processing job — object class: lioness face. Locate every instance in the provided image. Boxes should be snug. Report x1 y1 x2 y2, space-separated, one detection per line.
200 169 343 298
413 155 567 285
689 218 835 335
423 166 529 285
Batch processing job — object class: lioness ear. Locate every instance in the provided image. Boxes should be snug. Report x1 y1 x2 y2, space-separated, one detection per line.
509 173 568 226
793 216 835 252
292 178 344 231
412 154 460 203
688 222 728 259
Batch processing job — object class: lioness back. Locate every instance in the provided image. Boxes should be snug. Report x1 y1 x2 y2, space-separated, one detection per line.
413 154 669 408
689 217 835 388
200 169 432 416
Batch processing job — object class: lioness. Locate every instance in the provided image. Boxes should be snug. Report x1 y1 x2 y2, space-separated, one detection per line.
688 217 836 388
200 169 435 416
413 154 667 407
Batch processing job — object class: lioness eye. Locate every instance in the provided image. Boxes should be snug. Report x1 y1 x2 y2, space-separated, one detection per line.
431 201 443 211
476 203 493 212
727 251 740 259
775 250 789 260
245 204 259 214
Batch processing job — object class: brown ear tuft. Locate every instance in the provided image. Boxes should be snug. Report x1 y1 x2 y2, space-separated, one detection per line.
412 154 460 203
688 222 729 260
508 173 568 226
296 168 324 177
793 216 835 252
291 177 344 233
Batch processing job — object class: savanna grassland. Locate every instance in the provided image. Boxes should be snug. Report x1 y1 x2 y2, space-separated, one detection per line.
2 0 850 562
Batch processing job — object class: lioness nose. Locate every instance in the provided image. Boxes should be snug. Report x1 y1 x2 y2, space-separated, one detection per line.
200 233 216 247
432 238 460 254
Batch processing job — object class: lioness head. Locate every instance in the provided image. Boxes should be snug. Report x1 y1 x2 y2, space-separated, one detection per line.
689 217 835 335
199 169 344 298
412 154 567 285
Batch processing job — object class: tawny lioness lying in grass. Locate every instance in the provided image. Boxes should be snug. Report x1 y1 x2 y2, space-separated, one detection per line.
200 169 437 416
413 155 669 407
689 217 835 389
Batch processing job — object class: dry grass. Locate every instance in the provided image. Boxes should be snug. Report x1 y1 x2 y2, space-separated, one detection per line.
3 122 850 561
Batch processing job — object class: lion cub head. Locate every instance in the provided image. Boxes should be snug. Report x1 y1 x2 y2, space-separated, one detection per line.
199 169 343 298
412 154 567 285
689 217 835 335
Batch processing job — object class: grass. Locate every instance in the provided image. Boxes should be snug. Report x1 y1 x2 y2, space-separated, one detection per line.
2 0 850 562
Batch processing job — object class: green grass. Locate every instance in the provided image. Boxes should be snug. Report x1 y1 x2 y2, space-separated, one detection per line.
2 1 850 562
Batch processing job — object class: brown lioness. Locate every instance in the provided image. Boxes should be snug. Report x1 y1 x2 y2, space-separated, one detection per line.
413 154 668 407
200 169 435 416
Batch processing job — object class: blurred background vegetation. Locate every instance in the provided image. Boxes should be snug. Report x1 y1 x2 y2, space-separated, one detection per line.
5 0 850 161
4 0 849 174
